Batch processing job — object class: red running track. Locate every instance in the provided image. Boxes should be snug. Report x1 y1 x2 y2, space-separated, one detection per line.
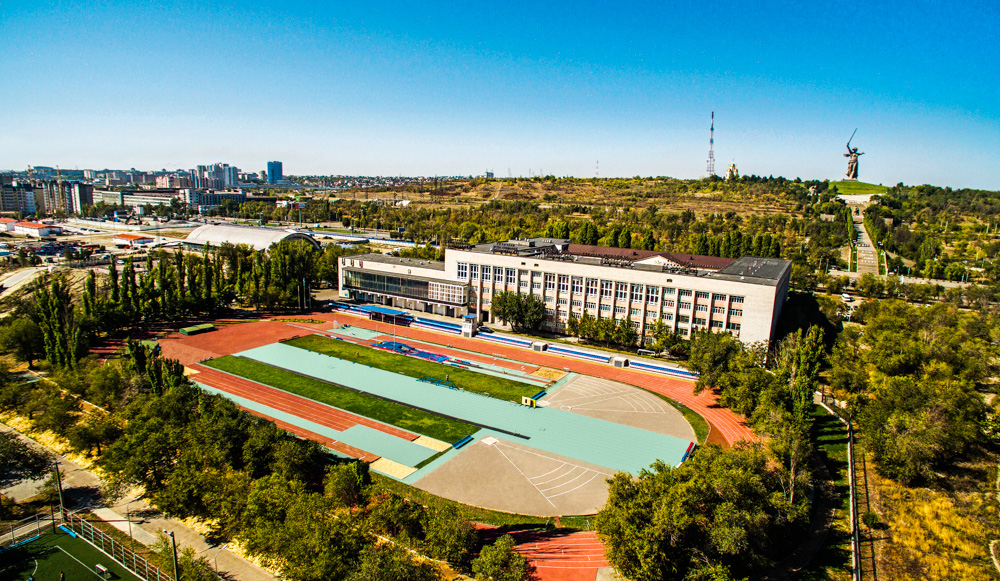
478 529 610 581
190 365 420 442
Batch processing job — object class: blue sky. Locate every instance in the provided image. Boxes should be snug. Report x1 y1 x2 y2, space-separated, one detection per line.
1 1 997 188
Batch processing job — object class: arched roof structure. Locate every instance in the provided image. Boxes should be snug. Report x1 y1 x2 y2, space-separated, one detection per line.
185 224 320 251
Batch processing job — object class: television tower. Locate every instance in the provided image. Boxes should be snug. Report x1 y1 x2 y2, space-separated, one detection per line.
706 111 716 176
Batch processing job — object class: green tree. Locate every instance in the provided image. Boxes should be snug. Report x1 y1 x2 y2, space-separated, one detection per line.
0 318 45 367
472 534 536 581
422 506 476 564
0 430 51 488
689 330 742 392
347 543 441 581
596 443 807 581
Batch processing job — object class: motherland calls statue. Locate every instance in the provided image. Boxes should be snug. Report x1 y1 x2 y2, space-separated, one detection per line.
843 129 863 180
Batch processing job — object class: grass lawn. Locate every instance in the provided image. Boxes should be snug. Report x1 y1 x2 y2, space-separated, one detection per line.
203 355 475 442
830 181 888 196
285 335 540 403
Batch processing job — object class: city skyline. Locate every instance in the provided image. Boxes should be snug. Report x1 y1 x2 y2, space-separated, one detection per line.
1 1 997 189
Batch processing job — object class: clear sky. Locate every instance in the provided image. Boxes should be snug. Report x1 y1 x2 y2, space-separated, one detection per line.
2 1 998 188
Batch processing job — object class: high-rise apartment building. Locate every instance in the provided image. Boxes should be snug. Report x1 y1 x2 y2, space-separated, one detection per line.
267 161 283 185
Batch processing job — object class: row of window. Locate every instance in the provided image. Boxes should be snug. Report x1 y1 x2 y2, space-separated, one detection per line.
457 263 747 306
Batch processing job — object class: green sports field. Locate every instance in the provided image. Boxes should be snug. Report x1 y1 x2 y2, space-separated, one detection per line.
0 531 143 581
284 335 539 402
203 355 475 442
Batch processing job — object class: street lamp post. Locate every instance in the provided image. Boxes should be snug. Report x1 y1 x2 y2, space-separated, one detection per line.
163 530 180 581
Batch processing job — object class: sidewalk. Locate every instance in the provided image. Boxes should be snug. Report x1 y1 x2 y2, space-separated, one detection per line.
0 423 277 581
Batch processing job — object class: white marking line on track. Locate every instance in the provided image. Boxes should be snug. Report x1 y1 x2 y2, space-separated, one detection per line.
55 545 106 579
492 445 558 509
495 443 615 477
539 469 589 492
548 473 601 497
535 467 584 488
529 464 577 483
529 464 568 481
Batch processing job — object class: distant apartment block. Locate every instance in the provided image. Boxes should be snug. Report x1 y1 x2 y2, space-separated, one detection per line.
0 180 41 215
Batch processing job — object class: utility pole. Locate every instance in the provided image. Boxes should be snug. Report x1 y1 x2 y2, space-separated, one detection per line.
53 466 65 520
164 530 180 581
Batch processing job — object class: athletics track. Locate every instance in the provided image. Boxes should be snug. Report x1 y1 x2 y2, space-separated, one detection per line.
159 313 756 581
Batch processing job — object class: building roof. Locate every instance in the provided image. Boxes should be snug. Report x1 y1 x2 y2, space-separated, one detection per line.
15 222 52 229
185 224 320 251
0 218 18 223
658 252 736 270
348 252 447 271
114 233 154 241
710 256 792 286
466 238 735 272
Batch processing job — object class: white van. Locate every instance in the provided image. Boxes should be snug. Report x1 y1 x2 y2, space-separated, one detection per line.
841 293 853 302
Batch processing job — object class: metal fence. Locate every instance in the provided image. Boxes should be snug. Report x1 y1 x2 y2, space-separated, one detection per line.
63 513 175 581
1 512 54 549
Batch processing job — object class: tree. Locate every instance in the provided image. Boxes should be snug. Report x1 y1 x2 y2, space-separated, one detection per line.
324 461 370 508
618 227 632 249
422 506 476 564
347 543 441 581
472 534 536 581
689 330 742 392
0 318 44 367
0 430 51 488
596 444 808 581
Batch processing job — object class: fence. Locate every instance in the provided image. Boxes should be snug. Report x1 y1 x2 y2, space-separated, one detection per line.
64 512 175 581
1 511 54 550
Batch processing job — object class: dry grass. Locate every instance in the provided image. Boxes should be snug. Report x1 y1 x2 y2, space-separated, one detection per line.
870 458 1000 581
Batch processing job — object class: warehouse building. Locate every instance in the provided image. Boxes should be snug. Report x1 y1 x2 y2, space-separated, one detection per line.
184 223 321 251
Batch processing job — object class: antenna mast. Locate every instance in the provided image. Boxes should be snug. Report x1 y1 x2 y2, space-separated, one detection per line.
706 111 716 176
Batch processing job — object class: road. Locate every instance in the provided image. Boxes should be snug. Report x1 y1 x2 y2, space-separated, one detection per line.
0 266 46 299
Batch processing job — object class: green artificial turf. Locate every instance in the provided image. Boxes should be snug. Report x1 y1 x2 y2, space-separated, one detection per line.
285 334 539 403
203 355 475 442
0 531 144 581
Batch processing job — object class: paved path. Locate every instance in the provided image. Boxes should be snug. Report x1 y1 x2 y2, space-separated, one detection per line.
0 423 277 581
853 219 879 275
0 266 46 299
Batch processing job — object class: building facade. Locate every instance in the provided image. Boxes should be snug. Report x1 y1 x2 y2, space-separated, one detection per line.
339 238 792 345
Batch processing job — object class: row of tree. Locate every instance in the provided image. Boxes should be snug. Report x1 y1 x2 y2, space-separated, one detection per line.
0 338 534 581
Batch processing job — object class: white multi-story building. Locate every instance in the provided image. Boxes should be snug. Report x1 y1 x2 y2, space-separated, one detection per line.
339 238 792 345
